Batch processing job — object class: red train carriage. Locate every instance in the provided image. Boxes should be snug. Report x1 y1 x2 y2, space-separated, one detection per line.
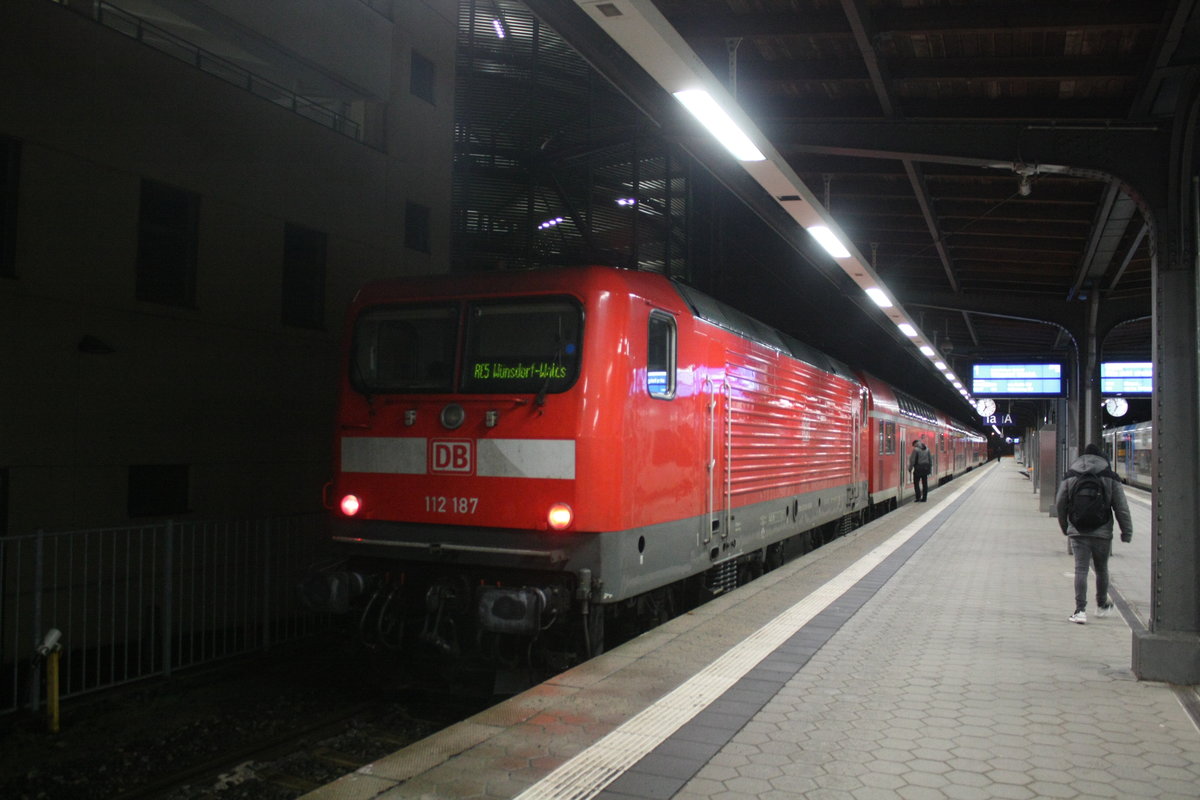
860 374 986 510
948 420 988 479
316 265 978 667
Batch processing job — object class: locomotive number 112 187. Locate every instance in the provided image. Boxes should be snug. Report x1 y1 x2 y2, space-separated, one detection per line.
424 496 479 514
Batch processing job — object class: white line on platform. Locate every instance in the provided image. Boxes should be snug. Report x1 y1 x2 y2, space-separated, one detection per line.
514 465 995 800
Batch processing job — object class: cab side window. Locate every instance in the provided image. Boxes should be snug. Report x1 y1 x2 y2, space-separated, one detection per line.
647 311 676 399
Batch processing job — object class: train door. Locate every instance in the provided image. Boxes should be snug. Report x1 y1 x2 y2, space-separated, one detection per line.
898 425 910 502
849 390 863 507
702 375 729 547
720 380 732 541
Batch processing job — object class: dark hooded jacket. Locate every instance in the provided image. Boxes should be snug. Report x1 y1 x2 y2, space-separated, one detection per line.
1055 452 1133 539
908 442 932 475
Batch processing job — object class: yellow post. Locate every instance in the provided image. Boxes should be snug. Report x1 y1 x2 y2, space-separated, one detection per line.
46 649 60 734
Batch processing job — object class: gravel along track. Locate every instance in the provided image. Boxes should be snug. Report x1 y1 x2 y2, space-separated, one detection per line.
1 637 492 800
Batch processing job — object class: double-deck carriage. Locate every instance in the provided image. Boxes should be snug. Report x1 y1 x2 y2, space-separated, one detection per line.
860 376 985 515
1103 421 1152 490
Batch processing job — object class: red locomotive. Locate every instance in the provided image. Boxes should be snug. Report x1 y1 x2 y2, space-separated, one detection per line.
317 265 984 667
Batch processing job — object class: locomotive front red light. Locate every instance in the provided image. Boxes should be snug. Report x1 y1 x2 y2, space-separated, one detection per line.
340 494 362 517
547 503 573 531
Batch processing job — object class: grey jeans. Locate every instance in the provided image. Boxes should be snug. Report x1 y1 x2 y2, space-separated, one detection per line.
1071 535 1111 612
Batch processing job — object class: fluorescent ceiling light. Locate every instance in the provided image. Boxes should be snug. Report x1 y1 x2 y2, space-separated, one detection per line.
673 89 765 162
897 323 917 337
865 287 892 308
934 361 947 370
920 345 936 357
807 225 851 258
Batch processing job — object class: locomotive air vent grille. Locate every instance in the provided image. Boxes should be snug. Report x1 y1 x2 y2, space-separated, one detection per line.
704 558 738 595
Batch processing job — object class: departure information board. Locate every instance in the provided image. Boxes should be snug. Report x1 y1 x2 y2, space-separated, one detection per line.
971 363 1064 396
1100 361 1152 394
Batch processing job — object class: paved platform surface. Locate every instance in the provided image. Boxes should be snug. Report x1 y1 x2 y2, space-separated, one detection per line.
305 459 1200 800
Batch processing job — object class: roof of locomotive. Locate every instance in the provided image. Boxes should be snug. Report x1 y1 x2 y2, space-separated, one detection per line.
669 281 857 383
349 264 858 383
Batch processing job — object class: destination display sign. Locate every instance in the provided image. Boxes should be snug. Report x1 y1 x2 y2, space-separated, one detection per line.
471 361 568 381
971 363 1064 396
1100 361 1152 394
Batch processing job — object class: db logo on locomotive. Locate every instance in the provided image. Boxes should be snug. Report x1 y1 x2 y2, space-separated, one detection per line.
430 439 474 475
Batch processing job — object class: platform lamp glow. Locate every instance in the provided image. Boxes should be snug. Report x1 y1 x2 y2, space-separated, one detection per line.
672 89 765 162
573 0 966 406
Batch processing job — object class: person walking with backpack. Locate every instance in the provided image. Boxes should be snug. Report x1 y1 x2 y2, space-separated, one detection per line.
1055 443 1133 624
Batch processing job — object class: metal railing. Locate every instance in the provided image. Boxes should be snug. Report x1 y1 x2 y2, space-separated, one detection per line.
1 514 334 716
52 0 363 141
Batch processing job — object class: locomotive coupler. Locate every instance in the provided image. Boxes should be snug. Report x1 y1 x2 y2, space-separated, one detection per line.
477 586 550 636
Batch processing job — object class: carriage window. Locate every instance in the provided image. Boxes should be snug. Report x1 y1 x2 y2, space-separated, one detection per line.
647 311 676 399
351 304 457 393
461 298 581 394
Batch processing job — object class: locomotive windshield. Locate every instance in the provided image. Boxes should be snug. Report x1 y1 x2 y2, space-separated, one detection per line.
349 296 581 395
351 304 457 393
460 298 581 394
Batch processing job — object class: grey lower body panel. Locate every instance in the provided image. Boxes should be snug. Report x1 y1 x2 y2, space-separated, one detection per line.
333 481 866 605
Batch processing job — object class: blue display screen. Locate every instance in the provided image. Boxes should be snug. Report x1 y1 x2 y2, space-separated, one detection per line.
1100 362 1152 394
971 363 1064 396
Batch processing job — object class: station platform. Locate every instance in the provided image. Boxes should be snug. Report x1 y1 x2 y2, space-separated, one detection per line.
305 458 1200 800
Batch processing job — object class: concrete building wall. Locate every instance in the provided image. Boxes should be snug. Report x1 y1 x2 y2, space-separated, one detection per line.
0 0 456 533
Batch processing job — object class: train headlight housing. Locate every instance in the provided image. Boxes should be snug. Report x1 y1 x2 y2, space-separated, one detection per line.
547 503 573 531
440 403 466 429
340 494 362 517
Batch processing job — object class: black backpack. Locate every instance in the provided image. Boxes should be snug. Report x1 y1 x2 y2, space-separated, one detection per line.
1066 469 1115 530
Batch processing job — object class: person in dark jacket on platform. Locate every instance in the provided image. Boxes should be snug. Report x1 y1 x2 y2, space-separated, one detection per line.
908 440 932 502
1055 443 1133 624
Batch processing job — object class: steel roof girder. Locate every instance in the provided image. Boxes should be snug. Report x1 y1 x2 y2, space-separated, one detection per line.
771 120 1172 212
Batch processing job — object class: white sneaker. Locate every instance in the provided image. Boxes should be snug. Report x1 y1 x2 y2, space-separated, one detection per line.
1069 610 1087 624
1097 603 1114 618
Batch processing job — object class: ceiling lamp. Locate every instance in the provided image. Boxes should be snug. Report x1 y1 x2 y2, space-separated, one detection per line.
672 89 765 162
865 287 892 308
574 0 971 410
1015 164 1037 197
806 225 850 258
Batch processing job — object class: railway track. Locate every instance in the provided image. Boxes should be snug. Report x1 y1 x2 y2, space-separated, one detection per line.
144 692 489 800
2 640 492 800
